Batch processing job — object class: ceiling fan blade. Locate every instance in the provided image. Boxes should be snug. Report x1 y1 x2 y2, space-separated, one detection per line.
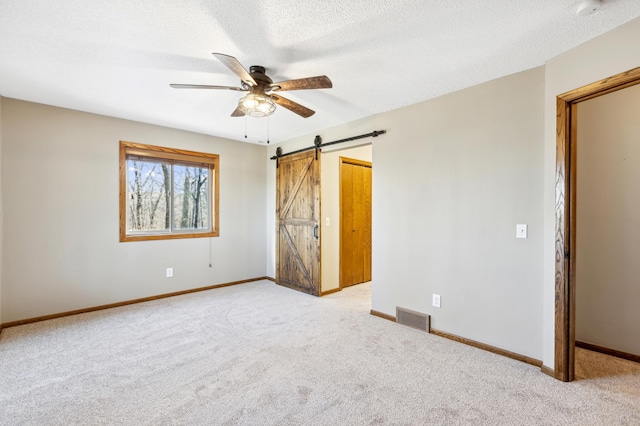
212 53 257 86
271 95 315 118
231 106 245 117
170 84 246 91
268 75 332 92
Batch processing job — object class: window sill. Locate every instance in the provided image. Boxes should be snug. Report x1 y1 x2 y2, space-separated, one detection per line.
120 231 219 242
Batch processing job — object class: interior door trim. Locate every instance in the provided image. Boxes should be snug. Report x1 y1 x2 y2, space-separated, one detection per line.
553 66 640 382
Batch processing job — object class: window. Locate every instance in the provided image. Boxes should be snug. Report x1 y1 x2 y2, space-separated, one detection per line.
119 141 219 242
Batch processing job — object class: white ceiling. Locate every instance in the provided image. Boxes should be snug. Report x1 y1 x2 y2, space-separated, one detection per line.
1 1 640 145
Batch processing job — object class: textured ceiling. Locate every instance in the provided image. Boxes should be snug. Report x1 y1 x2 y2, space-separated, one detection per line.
1 1 640 145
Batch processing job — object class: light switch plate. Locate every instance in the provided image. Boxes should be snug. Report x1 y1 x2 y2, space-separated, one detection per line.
325 217 330 226
516 224 528 239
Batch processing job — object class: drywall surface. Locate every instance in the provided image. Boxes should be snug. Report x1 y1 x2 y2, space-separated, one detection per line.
0 97 3 327
270 66 545 359
575 84 640 356
321 145 372 292
1 99 267 323
543 16 640 369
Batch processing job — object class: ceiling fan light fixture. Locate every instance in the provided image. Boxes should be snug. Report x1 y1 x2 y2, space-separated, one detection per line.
172 53 329 119
238 93 276 117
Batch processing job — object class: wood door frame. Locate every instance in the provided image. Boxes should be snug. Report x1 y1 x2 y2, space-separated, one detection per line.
339 156 372 289
554 66 640 382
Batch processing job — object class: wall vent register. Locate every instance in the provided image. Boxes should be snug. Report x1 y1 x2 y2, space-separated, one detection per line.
396 307 431 332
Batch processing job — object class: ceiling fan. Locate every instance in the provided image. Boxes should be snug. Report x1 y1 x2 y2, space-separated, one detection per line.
170 53 332 118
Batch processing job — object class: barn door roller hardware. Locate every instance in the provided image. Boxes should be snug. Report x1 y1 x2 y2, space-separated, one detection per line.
272 130 386 166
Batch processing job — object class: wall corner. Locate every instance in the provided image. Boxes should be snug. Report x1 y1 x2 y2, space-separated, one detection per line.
0 96 4 328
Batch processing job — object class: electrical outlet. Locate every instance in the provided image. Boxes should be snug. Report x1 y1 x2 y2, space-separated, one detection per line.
432 294 441 308
516 224 528 239
166 267 173 278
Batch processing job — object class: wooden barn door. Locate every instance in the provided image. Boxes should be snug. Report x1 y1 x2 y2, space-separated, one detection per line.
340 157 372 287
276 150 321 296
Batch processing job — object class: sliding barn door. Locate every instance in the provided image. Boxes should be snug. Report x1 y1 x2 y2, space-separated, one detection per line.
340 158 372 287
276 150 321 296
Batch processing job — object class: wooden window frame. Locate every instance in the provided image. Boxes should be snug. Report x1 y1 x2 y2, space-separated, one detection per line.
119 141 219 242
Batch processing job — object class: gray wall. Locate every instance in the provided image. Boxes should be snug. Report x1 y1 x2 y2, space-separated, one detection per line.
269 66 545 359
0 97 3 327
542 16 640 369
1 99 267 323
575 83 640 356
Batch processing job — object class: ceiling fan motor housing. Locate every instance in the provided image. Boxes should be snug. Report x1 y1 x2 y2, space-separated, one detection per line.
249 66 273 85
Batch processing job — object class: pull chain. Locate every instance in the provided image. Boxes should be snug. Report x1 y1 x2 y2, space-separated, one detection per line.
244 116 248 139
267 115 270 144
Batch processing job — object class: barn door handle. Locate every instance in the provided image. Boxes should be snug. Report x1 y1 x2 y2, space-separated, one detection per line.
313 224 319 240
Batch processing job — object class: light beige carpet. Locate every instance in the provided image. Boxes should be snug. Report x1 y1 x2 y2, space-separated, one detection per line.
1 280 639 425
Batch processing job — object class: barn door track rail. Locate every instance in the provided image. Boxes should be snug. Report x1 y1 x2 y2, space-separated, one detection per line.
271 130 386 165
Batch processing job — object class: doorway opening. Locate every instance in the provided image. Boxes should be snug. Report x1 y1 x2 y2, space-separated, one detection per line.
339 157 372 288
554 66 640 382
